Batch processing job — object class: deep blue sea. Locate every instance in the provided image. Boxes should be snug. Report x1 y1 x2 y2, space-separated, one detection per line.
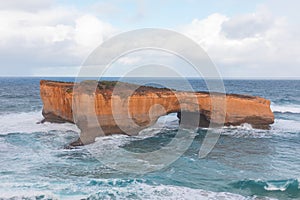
0 77 299 200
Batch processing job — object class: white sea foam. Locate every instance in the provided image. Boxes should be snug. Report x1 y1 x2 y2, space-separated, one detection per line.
218 118 300 138
0 181 277 200
0 111 79 135
87 181 277 200
271 103 300 114
224 123 254 130
0 106 297 139
264 184 288 191
0 190 58 200
264 179 299 192
94 134 131 147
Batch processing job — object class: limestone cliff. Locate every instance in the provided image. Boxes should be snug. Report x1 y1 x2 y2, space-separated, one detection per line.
40 80 274 145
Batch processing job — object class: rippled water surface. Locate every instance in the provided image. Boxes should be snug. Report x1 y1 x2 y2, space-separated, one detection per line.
0 78 299 200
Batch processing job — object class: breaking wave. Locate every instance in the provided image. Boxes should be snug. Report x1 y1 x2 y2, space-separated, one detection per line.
0 111 79 135
86 180 275 200
232 179 299 198
271 104 300 114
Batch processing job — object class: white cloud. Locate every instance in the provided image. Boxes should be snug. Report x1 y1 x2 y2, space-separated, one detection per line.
91 1 122 16
0 6 117 75
181 7 300 78
0 0 53 12
0 1 299 78
183 13 228 49
221 9 273 39
117 56 141 65
74 15 115 47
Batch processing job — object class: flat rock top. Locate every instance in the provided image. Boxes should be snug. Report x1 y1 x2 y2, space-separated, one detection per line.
40 80 258 100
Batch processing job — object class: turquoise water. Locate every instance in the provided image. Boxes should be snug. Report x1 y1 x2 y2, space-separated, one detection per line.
0 78 299 199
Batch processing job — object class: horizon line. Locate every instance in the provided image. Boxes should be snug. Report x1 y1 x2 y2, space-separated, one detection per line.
0 75 300 80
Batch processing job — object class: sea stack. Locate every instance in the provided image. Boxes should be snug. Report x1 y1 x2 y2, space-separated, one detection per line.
40 80 274 145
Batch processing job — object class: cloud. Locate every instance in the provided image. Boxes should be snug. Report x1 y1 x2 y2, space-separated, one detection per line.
221 9 274 39
0 6 117 75
0 1 299 78
117 56 142 65
182 13 228 49
0 0 53 12
74 15 115 47
181 7 300 78
91 1 122 16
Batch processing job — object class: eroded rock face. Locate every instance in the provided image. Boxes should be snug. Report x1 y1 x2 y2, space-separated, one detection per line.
40 80 274 145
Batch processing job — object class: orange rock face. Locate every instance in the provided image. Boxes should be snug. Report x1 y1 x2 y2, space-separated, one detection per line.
40 80 274 145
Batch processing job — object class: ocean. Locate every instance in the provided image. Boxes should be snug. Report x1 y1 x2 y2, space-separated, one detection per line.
0 77 299 200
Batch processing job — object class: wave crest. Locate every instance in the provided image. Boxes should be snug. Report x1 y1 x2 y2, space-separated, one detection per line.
271 104 300 114
87 180 274 200
0 111 79 135
232 179 299 197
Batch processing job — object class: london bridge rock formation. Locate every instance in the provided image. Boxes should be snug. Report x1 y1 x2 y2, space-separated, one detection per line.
40 80 274 145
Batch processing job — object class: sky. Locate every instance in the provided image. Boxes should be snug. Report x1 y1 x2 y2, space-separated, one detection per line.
0 0 299 78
